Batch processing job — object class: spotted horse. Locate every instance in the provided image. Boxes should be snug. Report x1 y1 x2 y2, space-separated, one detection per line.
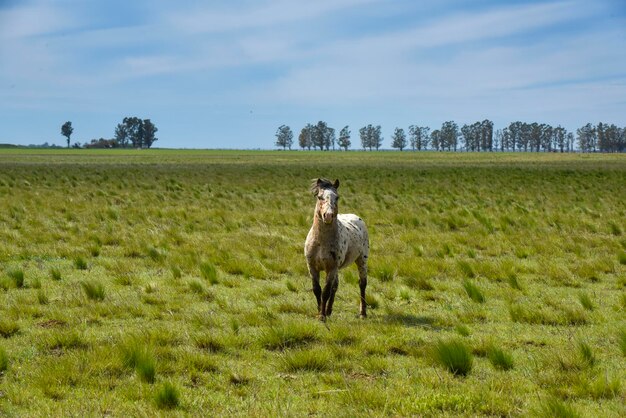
304 178 369 321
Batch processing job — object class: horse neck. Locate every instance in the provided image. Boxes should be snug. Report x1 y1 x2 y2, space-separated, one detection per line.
312 205 338 244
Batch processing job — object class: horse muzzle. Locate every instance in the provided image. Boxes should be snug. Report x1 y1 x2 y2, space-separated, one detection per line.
323 211 334 224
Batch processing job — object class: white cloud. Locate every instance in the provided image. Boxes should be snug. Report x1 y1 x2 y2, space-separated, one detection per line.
166 0 378 34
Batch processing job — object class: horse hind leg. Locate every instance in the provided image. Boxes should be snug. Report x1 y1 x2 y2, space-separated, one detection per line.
356 257 368 318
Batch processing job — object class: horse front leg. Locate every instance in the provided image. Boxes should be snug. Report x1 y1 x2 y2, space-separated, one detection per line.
326 272 339 317
319 268 337 321
308 265 322 316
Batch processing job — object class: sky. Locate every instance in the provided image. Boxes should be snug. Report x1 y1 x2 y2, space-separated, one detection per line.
1 0 625 149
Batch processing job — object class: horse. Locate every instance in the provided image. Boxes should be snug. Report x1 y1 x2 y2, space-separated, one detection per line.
304 178 369 321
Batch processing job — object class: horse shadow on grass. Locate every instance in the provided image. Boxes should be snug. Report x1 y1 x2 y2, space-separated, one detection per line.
381 312 446 330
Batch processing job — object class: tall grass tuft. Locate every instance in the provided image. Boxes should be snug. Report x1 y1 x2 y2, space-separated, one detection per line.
578 341 596 367
403 276 434 291
285 280 297 292
281 348 331 372
617 329 626 357
0 346 8 373
136 355 156 383
374 265 394 282
457 260 476 278
487 346 514 371
433 339 473 377
200 261 218 285
0 319 19 338
618 251 626 265
74 256 88 270
608 221 622 236
455 324 471 337
539 398 580 418
7 269 24 288
260 321 319 350
50 267 62 281
463 280 485 303
194 333 226 353
170 265 182 279
578 292 594 311
81 280 105 301
507 273 522 290
121 338 157 383
37 289 49 305
155 381 180 409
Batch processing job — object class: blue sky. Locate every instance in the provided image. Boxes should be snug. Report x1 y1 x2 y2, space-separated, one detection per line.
1 0 625 149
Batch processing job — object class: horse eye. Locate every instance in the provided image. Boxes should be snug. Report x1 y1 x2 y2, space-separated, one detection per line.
317 196 323 200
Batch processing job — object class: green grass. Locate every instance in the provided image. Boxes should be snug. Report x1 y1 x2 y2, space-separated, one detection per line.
6 269 24 288
539 397 580 418
80 280 105 301
487 345 514 371
462 279 485 303
0 150 624 416
578 292 594 311
74 256 88 270
433 339 473 376
0 319 19 338
260 321 319 350
578 341 596 367
199 261 218 285
120 338 157 383
49 267 62 281
0 346 8 373
281 348 332 372
154 381 180 409
618 329 626 357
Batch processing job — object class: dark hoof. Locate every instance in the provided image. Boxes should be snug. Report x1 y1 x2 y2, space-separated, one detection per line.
318 314 326 322
359 313 367 319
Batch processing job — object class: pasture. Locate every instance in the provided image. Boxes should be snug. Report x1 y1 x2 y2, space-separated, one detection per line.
0 149 625 416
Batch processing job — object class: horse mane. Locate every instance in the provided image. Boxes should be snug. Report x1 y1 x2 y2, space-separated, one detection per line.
310 178 336 195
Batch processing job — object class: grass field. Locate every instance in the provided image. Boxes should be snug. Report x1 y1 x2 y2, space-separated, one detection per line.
0 149 625 416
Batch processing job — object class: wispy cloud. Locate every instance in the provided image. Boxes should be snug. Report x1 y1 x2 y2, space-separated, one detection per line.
0 0 624 147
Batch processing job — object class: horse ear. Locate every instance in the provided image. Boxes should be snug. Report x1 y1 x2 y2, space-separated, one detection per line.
333 179 340 189
317 178 323 186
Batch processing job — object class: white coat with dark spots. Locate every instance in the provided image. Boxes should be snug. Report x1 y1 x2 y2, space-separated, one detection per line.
304 178 369 321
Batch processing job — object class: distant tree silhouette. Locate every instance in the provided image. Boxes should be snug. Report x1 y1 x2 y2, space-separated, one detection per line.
61 121 73 148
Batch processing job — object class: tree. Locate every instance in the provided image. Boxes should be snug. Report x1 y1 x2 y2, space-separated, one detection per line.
480 119 493 151
85 138 117 148
391 127 407 151
431 129 441 151
408 125 430 150
275 125 293 150
61 121 73 149
312 121 328 151
142 119 158 148
440 121 459 151
337 126 351 151
114 123 129 148
372 125 383 150
298 124 313 150
577 123 596 152
359 125 370 150
123 117 144 148
324 126 335 151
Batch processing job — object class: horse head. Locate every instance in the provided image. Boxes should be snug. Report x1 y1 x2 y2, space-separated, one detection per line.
312 178 340 224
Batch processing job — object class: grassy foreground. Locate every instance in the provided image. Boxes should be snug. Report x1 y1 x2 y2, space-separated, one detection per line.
0 149 625 416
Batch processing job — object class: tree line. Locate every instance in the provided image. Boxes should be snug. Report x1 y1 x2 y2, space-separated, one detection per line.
60 117 158 149
275 121 626 152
